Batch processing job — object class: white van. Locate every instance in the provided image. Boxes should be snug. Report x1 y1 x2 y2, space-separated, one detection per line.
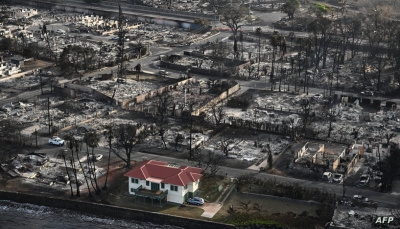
322 172 332 181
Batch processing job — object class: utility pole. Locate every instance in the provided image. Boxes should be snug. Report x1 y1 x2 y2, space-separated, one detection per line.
35 129 38 148
189 116 192 159
39 71 43 95
116 3 126 87
47 97 51 136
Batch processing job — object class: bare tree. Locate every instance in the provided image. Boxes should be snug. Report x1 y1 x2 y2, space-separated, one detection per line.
41 24 54 60
373 53 389 91
325 101 342 138
174 133 185 151
216 138 236 156
158 127 168 149
189 149 225 176
210 106 225 126
244 64 256 79
156 93 173 123
300 99 314 136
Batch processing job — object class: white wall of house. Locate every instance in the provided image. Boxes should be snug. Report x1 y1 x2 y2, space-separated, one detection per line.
167 183 187 204
188 180 199 193
127 177 197 204
127 177 142 194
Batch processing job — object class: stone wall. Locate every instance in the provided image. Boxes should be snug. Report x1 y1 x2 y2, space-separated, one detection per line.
0 190 235 229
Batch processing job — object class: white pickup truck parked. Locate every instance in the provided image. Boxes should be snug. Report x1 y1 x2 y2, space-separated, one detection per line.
48 136 64 146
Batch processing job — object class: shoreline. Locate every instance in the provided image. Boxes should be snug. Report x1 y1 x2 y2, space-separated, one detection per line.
0 190 236 229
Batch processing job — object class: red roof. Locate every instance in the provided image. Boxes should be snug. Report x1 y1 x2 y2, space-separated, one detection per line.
124 160 203 186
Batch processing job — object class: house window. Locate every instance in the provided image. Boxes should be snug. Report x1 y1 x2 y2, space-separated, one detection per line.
146 181 150 186
131 178 138 184
170 185 178 192
184 185 187 190
130 188 134 192
161 183 165 189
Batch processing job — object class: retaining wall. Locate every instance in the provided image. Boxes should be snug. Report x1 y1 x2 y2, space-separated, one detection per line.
0 190 235 229
54 82 118 105
191 84 240 116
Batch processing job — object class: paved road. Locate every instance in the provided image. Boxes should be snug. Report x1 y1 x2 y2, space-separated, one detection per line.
37 141 397 206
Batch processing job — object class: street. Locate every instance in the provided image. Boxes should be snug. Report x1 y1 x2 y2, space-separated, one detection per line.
1 3 398 210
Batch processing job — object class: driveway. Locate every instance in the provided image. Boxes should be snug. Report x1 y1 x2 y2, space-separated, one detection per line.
200 202 223 218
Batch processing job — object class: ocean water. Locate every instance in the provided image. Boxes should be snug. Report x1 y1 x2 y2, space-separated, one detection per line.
0 200 183 229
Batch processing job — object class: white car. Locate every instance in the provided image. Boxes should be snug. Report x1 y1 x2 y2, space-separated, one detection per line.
313 93 323 100
49 136 65 146
111 36 119 40
322 172 332 181
88 154 103 162
357 174 370 187
56 29 65 34
353 195 368 202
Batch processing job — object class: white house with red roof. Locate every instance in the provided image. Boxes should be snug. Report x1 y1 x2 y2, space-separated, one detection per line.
124 160 203 205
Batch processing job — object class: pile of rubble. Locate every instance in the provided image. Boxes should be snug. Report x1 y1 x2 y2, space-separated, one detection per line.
139 125 210 151
0 97 113 134
205 135 290 162
88 79 164 100
1 152 103 190
331 205 396 229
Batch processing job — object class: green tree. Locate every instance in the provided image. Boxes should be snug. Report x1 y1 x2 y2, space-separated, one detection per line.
220 4 249 35
0 37 12 52
113 124 141 168
281 0 301 19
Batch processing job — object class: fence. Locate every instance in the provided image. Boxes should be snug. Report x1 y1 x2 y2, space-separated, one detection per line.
228 116 292 135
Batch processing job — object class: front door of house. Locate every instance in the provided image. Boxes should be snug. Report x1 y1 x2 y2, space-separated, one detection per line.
151 182 160 191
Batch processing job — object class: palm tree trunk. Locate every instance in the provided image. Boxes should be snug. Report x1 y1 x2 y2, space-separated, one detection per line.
103 138 112 190
68 147 80 197
70 156 80 197
86 147 97 193
76 150 92 197
91 147 101 194
62 153 74 197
